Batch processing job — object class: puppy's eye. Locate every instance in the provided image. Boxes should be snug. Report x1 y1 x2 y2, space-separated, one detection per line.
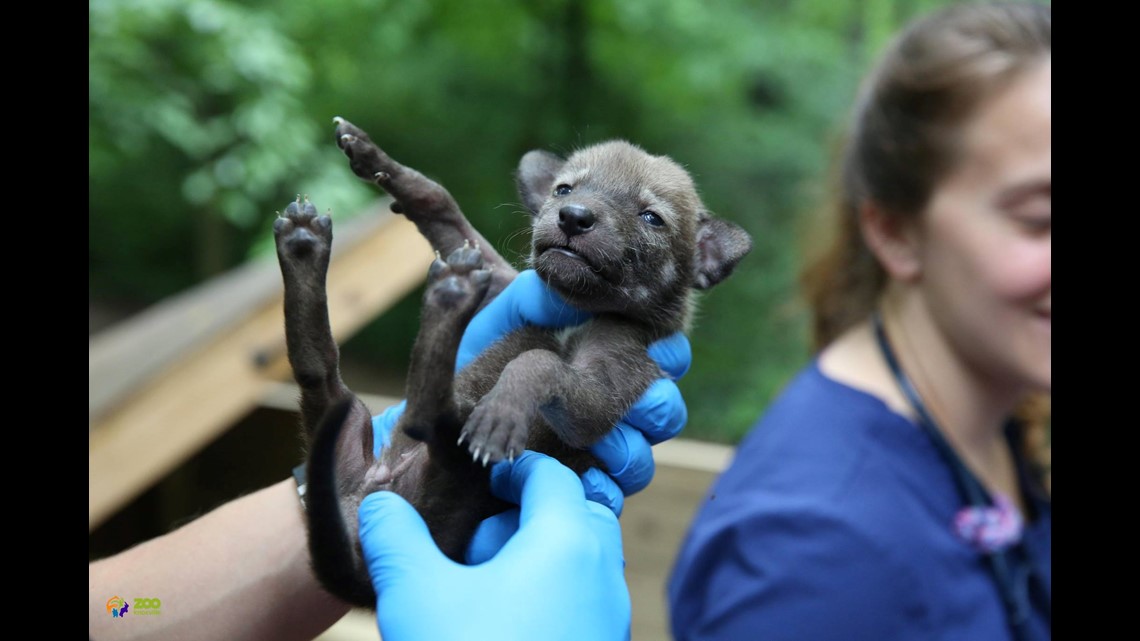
640 210 664 227
554 184 572 196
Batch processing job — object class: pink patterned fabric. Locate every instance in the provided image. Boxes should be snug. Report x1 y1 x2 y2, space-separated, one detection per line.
953 493 1024 553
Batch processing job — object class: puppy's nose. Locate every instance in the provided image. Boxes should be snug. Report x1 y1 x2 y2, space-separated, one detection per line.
558 204 596 237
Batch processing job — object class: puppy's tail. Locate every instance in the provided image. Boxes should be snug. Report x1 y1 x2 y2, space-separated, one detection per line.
305 398 378 608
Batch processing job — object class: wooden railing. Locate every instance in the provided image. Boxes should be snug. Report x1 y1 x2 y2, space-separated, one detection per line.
89 204 434 531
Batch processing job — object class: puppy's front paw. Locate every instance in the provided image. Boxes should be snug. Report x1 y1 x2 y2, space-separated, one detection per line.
460 394 530 466
273 196 332 268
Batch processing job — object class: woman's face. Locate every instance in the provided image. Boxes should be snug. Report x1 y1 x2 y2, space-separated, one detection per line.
917 59 1051 394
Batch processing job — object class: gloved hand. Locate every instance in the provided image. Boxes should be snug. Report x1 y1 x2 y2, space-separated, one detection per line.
359 451 630 641
370 269 690 558
464 329 689 563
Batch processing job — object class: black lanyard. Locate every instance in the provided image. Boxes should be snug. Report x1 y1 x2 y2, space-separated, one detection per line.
872 311 1048 641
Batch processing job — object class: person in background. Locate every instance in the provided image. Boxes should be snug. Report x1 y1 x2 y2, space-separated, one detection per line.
668 3 1051 640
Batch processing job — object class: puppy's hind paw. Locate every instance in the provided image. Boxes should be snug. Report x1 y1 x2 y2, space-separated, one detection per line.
424 244 491 312
446 242 486 275
332 117 397 185
333 117 370 149
274 198 332 263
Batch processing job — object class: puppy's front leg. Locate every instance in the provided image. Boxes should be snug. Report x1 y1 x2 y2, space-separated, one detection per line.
461 320 662 465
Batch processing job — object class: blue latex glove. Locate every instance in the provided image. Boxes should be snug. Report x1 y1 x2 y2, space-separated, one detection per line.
464 331 690 563
454 269 592 372
359 451 630 641
370 269 691 558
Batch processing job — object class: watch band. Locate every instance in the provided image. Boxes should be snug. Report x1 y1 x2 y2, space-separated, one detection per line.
292 462 307 509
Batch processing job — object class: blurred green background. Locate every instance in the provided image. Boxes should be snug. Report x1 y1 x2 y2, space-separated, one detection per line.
89 0 993 445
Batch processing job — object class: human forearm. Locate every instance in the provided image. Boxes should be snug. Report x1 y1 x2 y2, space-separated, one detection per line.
89 478 350 641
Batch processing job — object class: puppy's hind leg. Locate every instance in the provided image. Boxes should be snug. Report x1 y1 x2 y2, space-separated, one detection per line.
276 197 378 608
273 196 371 450
333 117 516 304
399 243 492 458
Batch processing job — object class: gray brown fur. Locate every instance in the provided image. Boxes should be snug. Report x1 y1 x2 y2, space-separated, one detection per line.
272 117 752 607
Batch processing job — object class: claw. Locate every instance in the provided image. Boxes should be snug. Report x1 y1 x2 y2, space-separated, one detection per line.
340 133 357 143
333 116 345 125
375 171 390 183
457 432 467 446
481 452 491 467
472 446 482 462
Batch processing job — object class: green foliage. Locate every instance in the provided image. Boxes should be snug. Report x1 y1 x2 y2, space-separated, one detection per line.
90 0 373 301
90 0 998 443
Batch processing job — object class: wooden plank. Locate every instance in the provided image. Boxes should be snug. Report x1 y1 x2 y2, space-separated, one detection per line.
651 437 734 474
89 255 281 424
315 609 382 641
623 464 721 640
258 382 402 418
89 210 435 531
89 203 401 423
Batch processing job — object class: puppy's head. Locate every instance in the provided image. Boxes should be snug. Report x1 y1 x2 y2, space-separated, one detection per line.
516 141 752 331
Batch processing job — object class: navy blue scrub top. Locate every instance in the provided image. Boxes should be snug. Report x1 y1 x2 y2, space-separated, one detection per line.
668 360 1051 641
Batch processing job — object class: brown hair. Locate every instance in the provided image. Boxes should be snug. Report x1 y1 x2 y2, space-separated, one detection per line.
800 2 1051 491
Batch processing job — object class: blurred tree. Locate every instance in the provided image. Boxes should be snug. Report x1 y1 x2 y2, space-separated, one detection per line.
90 0 373 304
90 0 1027 443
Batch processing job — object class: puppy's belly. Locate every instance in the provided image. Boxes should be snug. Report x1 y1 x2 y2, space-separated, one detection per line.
373 440 503 562
368 440 429 489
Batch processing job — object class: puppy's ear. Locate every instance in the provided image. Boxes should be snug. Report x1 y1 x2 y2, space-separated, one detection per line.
516 150 566 215
693 214 752 290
